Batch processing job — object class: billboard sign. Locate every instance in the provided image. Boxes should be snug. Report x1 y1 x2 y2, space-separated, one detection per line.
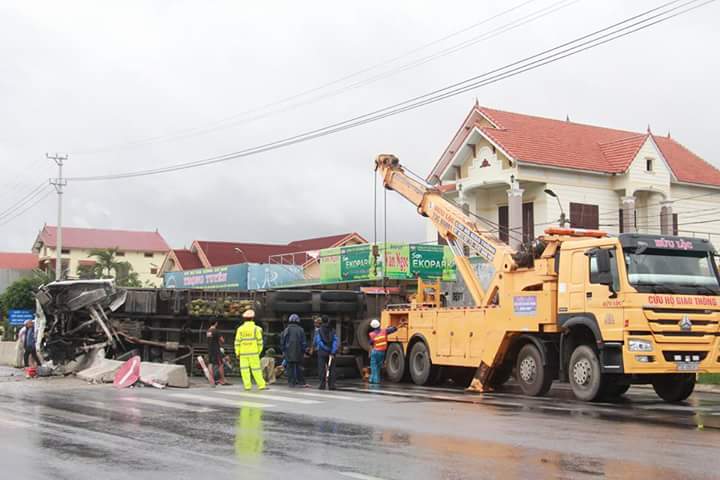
8 309 35 326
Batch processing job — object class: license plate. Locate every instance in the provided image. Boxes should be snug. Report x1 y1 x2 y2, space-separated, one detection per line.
676 362 699 372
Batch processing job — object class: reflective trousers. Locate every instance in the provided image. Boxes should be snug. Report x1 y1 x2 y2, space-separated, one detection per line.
370 350 385 384
239 355 266 390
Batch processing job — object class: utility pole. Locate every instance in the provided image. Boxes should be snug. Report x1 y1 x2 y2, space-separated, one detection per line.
48 153 68 281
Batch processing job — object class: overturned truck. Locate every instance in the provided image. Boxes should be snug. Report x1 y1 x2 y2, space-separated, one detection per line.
36 280 408 377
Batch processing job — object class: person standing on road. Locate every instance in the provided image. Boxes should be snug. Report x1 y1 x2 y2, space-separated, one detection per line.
16 320 29 368
281 314 309 388
234 309 267 391
368 319 397 385
313 316 338 390
207 321 230 385
308 316 322 355
23 320 41 368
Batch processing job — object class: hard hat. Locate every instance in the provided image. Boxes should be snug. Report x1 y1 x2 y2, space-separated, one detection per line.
370 319 380 329
243 309 255 319
288 314 300 323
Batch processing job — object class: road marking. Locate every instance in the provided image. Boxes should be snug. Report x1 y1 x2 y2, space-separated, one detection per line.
338 471 388 480
77 400 143 416
118 396 215 413
216 390 321 404
294 391 369 402
170 392 274 409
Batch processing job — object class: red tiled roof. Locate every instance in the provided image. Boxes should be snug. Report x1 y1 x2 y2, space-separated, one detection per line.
173 249 204 270
194 233 366 267
37 226 169 252
429 105 720 187
0 252 38 270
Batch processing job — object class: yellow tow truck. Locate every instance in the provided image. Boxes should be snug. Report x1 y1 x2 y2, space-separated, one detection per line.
375 154 720 402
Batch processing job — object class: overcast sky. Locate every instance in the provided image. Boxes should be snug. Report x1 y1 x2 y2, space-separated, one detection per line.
1 0 718 252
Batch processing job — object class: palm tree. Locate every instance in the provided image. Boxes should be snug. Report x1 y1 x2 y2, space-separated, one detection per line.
77 248 141 287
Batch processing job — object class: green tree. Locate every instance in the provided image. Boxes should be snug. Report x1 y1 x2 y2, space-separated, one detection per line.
76 248 141 287
0 270 52 317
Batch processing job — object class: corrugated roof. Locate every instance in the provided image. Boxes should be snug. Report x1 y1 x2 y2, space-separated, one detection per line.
172 249 204 270
37 226 170 252
0 252 38 270
429 105 720 187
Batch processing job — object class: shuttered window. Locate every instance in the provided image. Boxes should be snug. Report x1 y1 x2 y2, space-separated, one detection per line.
672 213 679 235
570 203 599 230
498 202 534 244
498 206 509 244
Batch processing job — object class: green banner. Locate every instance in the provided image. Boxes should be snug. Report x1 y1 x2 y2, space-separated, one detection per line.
319 243 455 283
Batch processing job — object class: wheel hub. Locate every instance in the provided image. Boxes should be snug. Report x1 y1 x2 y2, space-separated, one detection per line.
519 357 537 383
573 358 592 386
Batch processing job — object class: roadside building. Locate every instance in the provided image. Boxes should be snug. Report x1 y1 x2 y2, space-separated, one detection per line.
159 233 367 280
32 225 170 286
0 252 38 294
427 103 720 248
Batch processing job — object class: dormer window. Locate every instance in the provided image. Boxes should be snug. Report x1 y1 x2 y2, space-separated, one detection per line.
646 157 654 172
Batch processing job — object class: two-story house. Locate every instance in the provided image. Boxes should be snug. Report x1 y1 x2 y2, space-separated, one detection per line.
32 225 170 286
427 103 720 248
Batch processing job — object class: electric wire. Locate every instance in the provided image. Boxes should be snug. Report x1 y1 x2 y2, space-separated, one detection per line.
68 0 711 183
72 0 544 155
0 182 51 220
0 189 54 227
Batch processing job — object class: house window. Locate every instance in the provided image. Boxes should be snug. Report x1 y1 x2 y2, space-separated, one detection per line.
646 158 654 172
673 213 679 235
150 267 158 275
144 252 154 258
116 251 125 257
498 203 534 244
61 248 70 255
570 203 599 230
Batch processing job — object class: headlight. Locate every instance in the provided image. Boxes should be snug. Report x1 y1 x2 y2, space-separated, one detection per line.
628 339 653 352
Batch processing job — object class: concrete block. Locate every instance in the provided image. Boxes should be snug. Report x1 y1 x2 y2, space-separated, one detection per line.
0 341 21 368
76 359 123 383
140 362 189 388
75 357 189 388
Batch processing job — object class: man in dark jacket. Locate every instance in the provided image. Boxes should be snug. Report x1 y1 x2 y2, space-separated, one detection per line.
281 314 308 387
313 316 338 390
24 320 41 368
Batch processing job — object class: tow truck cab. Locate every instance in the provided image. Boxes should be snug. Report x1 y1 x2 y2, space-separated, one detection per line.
557 233 720 401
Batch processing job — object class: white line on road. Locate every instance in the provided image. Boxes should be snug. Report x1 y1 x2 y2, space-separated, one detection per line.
118 396 215 413
170 392 274 409
338 471 388 480
294 391 369 402
216 390 321 404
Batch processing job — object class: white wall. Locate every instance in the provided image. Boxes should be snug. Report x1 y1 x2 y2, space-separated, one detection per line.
670 184 720 244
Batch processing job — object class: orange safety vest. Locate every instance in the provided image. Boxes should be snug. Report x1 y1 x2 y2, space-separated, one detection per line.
369 329 388 352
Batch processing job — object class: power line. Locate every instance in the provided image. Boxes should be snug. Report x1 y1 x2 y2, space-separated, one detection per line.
0 182 50 220
71 0 544 155
0 188 53 226
69 0 712 182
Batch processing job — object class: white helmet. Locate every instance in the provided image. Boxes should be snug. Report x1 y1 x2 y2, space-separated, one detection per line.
243 309 256 319
370 319 380 329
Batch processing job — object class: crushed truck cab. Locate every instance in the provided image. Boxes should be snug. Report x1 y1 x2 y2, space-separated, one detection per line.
376 153 720 402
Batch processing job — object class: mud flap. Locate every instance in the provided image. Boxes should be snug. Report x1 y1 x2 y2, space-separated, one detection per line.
466 361 494 393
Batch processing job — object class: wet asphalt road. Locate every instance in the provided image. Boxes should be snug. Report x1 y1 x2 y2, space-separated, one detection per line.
1 372 720 480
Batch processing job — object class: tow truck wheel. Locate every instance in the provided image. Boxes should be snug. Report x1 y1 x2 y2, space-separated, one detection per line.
652 374 696 403
515 344 552 396
568 345 604 401
408 341 436 386
385 343 406 383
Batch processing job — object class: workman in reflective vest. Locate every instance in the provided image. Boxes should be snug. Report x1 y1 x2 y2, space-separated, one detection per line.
368 319 397 384
234 309 267 391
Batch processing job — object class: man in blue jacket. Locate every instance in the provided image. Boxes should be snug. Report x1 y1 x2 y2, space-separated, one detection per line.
281 314 309 388
313 316 338 390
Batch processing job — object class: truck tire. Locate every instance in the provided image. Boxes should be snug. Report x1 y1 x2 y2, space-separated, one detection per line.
652 374 695 403
385 343 406 383
270 301 312 313
568 345 605 401
319 301 358 313
270 291 312 302
356 320 372 352
408 341 440 386
515 343 552 397
320 291 360 302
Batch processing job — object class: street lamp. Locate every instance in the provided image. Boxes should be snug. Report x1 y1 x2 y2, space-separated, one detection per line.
544 189 569 227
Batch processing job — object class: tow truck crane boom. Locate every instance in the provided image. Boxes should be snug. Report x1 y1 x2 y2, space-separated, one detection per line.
375 154 517 306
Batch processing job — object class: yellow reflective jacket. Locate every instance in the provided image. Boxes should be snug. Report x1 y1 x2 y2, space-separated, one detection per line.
235 321 263 357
